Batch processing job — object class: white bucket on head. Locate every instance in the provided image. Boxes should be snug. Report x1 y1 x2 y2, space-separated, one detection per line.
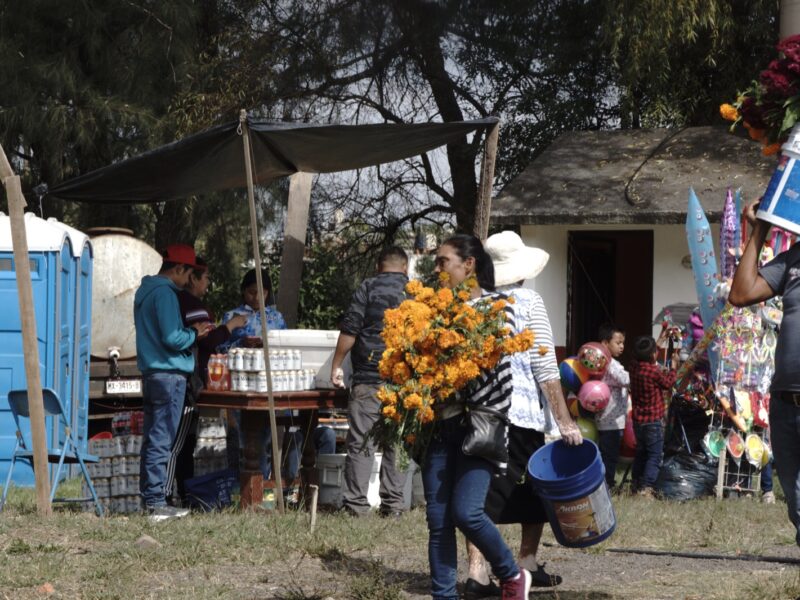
758 125 800 235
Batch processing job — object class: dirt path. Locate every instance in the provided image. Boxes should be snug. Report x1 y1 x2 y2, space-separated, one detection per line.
248 540 799 600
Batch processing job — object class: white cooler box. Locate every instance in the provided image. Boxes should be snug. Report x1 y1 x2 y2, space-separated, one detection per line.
265 329 351 389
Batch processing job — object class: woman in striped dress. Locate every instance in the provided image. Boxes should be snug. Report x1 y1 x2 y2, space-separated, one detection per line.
422 234 530 600
464 231 582 598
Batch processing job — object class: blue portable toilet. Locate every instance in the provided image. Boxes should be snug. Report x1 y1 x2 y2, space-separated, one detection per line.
0 212 91 486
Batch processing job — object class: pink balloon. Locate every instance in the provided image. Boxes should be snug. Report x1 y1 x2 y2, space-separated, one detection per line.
578 380 611 413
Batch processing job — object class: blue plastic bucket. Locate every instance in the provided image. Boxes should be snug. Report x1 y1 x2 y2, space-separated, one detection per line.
758 149 800 236
527 440 616 548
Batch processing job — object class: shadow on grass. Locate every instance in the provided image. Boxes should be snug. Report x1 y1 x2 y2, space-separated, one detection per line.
312 546 429 595
530 592 614 599
312 546 616 599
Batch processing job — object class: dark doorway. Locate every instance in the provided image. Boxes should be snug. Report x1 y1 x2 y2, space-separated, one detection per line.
567 231 653 366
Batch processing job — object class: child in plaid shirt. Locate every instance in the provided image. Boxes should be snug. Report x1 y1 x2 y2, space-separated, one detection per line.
629 335 678 497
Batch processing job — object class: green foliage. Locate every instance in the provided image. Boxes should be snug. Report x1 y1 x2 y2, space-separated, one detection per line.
603 0 779 127
294 242 364 330
0 0 786 315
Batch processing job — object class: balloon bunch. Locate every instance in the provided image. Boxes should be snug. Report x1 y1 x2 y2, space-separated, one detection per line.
559 343 613 442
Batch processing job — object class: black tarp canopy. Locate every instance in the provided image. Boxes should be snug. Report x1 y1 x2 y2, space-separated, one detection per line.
46 117 499 204
36 111 499 511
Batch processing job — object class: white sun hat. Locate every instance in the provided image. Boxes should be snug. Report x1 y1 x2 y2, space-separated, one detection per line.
485 231 550 286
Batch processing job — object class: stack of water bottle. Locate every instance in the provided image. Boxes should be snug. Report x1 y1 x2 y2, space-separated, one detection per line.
83 411 144 514
207 348 317 393
193 415 229 477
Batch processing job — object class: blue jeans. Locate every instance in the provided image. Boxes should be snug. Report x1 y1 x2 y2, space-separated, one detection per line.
632 421 664 490
422 416 518 600
597 429 623 487
140 372 187 507
770 396 800 546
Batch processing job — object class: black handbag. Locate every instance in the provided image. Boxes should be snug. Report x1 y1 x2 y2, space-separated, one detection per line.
461 404 509 465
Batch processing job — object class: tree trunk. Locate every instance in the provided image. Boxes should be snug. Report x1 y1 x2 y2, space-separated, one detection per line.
393 1 480 232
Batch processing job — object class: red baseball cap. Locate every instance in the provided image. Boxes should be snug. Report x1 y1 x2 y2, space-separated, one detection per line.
162 244 205 270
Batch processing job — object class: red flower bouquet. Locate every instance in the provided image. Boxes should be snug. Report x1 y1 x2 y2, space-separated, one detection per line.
720 35 800 156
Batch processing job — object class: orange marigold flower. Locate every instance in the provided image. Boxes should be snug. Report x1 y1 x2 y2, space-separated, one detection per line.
382 405 397 418
391 362 411 384
457 289 471 301
490 299 507 313
403 393 423 410
746 125 766 142
435 287 454 309
418 406 435 423
763 142 781 156
719 103 739 122
377 388 397 405
537 345 549 356
406 280 424 296
405 434 416 445
438 272 451 284
437 329 464 350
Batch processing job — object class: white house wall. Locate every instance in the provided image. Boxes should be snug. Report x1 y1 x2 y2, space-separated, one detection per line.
519 223 720 346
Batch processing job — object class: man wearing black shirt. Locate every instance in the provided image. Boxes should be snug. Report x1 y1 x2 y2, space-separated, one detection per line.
331 246 409 517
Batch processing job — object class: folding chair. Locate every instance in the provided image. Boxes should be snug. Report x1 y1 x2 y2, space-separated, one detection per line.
0 388 104 516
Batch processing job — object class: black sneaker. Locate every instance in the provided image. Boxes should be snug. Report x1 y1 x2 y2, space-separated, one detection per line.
528 563 563 587
146 505 190 523
464 577 501 599
378 508 404 519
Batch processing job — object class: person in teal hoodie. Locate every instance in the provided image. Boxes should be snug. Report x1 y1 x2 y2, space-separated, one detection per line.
134 244 213 522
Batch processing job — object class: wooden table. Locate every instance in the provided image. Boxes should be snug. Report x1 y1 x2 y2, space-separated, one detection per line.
196 389 348 510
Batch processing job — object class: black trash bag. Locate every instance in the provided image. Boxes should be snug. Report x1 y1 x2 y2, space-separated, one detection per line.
655 452 718 501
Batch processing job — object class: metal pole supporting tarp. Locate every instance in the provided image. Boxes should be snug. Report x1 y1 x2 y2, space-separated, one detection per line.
239 110 285 512
0 144 52 515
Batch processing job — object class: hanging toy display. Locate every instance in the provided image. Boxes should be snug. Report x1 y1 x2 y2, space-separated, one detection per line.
676 187 788 498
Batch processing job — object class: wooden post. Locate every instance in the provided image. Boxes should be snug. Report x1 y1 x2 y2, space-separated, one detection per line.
239 110 285 512
277 172 313 327
474 122 500 241
0 144 52 515
781 0 800 39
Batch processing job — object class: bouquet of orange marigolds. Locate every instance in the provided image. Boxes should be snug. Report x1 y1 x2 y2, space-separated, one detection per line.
373 272 534 468
720 35 800 156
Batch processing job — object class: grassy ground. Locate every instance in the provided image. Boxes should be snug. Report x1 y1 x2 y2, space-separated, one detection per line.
0 480 798 600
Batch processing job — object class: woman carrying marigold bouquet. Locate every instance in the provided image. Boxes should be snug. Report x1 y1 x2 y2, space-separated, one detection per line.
419 234 533 600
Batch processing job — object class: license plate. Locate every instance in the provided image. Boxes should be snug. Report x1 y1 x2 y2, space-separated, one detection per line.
105 379 142 395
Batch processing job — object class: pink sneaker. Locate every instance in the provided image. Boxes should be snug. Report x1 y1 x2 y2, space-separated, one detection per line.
501 568 531 600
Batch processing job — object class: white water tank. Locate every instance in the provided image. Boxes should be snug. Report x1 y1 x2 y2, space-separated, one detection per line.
88 229 162 359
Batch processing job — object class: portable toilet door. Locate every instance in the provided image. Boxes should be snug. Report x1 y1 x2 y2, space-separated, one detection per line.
49 219 92 456
54 234 75 467
0 212 67 486
72 235 92 454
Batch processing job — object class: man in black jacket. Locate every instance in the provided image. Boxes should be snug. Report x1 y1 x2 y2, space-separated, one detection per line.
331 246 409 517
